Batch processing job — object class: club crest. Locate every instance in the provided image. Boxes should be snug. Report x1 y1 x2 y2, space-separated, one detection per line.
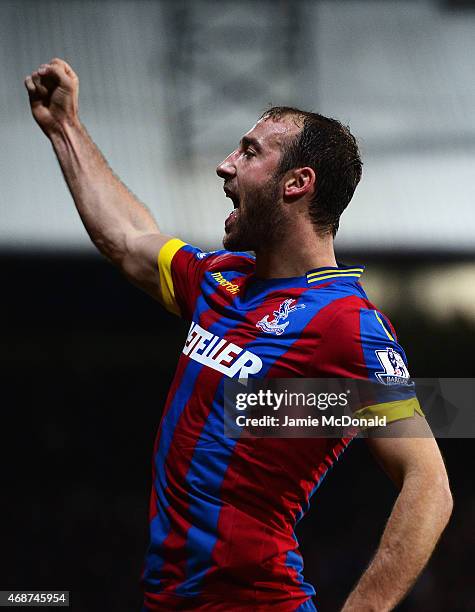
196 250 217 260
375 347 411 384
256 298 306 336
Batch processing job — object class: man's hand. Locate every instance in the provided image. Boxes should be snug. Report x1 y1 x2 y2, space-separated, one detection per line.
341 417 452 611
24 58 173 302
25 58 79 137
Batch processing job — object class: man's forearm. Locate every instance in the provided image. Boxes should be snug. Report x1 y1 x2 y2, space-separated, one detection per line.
341 471 452 612
49 119 159 263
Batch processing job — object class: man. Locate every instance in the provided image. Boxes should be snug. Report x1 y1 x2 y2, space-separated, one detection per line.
25 59 452 611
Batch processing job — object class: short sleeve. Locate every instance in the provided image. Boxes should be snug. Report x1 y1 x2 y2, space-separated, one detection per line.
354 307 424 423
157 239 215 319
157 239 254 320
315 298 423 424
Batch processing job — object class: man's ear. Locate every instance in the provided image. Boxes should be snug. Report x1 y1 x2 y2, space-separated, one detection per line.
283 167 316 199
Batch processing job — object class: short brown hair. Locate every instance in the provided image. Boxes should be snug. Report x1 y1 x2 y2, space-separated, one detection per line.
261 106 362 237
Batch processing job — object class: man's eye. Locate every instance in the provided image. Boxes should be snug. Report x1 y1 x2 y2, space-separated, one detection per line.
243 149 255 159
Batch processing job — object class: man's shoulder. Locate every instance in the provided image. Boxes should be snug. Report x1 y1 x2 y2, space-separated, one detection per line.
202 249 256 273
312 291 382 334
316 292 399 348
172 244 256 278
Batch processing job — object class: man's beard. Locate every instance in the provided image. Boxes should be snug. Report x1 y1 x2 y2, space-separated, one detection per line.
223 178 286 252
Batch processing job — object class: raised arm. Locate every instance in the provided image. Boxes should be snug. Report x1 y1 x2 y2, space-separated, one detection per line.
24 58 171 299
341 417 453 611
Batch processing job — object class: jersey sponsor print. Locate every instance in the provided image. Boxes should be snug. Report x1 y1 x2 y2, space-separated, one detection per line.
142 239 421 611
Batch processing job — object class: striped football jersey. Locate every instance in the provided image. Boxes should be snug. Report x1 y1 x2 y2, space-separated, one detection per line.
142 239 421 611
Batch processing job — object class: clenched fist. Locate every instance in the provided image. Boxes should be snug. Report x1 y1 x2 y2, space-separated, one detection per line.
25 58 79 136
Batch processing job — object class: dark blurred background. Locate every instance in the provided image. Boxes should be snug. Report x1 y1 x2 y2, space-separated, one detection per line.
1 1 474 610
2 254 473 611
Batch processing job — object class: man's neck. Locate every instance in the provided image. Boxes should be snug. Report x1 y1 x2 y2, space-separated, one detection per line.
254 225 337 279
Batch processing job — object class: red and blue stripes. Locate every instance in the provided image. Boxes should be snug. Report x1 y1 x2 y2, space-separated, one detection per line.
143 244 409 610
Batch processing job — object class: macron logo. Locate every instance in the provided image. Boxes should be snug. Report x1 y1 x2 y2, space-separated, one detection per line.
183 322 262 379
210 272 240 295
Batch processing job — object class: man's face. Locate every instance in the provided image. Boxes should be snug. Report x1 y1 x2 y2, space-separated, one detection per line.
216 116 301 252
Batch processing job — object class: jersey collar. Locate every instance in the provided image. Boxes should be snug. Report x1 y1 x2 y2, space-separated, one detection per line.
306 264 365 286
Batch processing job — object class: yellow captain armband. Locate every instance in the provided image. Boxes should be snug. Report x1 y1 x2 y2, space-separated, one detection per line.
157 238 187 316
354 397 424 425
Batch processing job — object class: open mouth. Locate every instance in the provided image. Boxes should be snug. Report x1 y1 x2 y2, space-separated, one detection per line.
224 187 240 230
224 187 240 209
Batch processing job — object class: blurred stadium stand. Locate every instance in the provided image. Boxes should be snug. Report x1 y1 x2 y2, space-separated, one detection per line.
1 0 475 251
1 1 473 610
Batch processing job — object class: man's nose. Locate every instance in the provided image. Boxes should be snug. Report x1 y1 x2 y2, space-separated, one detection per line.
216 151 237 179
